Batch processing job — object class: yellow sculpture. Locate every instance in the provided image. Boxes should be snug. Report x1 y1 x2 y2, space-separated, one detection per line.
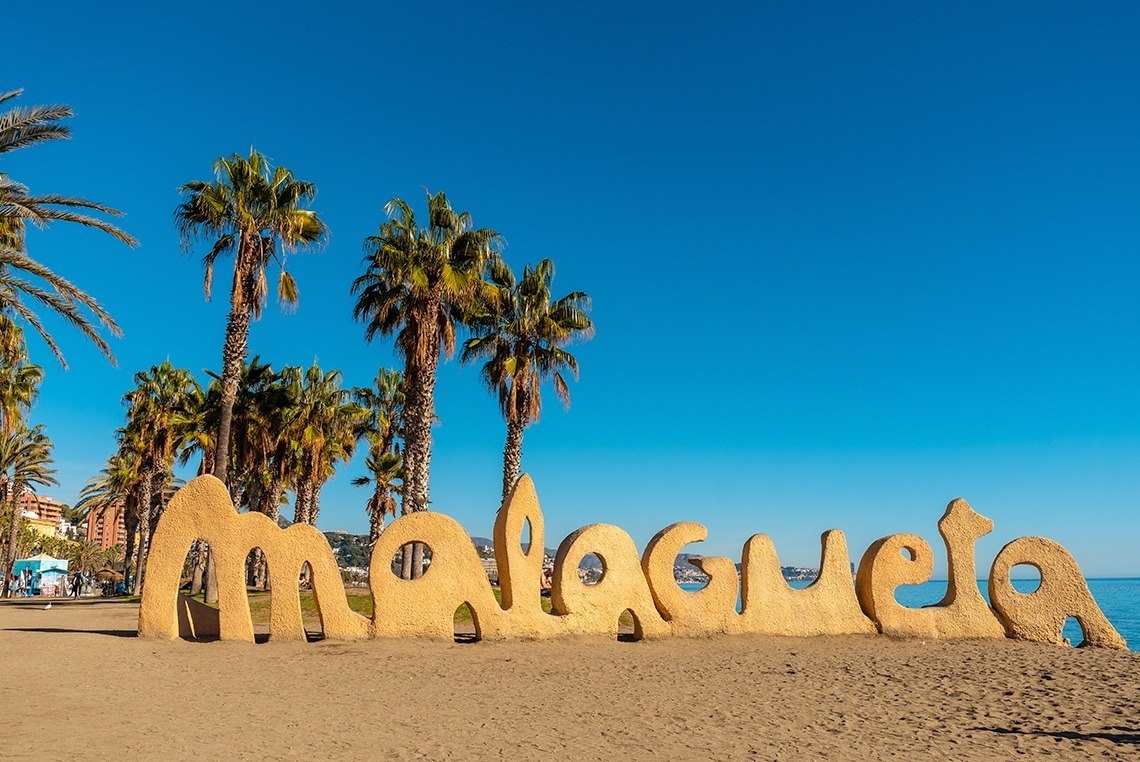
989 536 1127 649
138 475 1126 650
856 499 1007 640
643 522 740 635
741 530 876 636
139 476 367 642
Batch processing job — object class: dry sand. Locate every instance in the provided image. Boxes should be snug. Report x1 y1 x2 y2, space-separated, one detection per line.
1 599 1137 760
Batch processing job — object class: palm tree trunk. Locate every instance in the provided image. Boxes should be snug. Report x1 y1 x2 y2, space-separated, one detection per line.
132 469 153 595
402 352 437 516
189 541 206 595
502 418 525 504
367 488 387 548
309 480 322 525
213 305 251 487
204 550 219 603
293 478 310 526
401 308 441 580
3 487 18 598
122 508 137 594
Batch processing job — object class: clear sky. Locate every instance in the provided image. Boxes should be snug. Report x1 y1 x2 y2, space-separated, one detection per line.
6 1 1138 577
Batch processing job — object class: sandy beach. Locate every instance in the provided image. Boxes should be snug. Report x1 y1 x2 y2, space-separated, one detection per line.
1 599 1136 760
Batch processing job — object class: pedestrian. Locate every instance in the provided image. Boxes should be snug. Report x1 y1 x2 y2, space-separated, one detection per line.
71 570 83 598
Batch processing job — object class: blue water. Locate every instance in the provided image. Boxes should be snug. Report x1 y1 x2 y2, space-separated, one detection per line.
679 577 1140 651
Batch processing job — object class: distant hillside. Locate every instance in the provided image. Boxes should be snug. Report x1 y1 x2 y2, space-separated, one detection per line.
322 531 824 581
323 531 371 568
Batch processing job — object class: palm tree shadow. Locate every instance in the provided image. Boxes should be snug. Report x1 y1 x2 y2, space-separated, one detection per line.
973 726 1140 745
4 626 137 638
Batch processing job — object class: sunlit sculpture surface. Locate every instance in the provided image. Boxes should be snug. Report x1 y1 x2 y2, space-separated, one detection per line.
138 475 1126 650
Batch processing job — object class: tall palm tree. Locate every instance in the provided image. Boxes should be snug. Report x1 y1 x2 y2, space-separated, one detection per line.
463 258 593 502
0 424 56 594
120 361 200 593
352 191 502 578
352 368 404 549
288 362 367 526
0 88 136 368
175 149 326 486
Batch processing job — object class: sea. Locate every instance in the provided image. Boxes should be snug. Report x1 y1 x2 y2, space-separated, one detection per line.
678 578 1140 652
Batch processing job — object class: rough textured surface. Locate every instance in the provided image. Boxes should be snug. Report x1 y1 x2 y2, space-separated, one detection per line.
990 536 1128 650
856 499 1006 639
741 530 876 636
642 522 739 635
139 476 368 642
140 477 1121 650
492 476 565 638
552 524 669 639
369 511 505 639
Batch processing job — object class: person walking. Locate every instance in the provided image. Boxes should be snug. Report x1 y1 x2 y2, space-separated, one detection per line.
70 571 83 599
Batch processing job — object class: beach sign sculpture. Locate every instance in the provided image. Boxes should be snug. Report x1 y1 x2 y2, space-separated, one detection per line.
138 475 1126 649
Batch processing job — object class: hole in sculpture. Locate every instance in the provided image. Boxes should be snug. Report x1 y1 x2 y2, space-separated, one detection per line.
1061 616 1083 647
246 548 269 643
579 553 604 586
245 547 269 590
900 546 917 562
390 543 433 580
521 517 532 554
173 540 219 643
617 609 639 642
1010 563 1042 594
179 540 210 600
783 561 820 590
454 602 480 644
298 562 324 642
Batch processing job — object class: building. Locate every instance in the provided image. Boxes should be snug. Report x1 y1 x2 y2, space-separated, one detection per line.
86 503 128 550
15 493 65 539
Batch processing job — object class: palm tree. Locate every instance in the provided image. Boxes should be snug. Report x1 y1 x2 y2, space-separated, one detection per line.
463 258 593 502
288 362 368 526
0 424 56 594
226 359 298 590
352 368 404 549
78 450 139 586
0 88 136 367
352 450 402 549
351 191 502 578
0 355 41 436
120 361 200 593
175 149 327 486
67 539 102 577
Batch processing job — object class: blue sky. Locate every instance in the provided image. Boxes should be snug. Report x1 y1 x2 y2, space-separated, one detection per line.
6 2 1138 576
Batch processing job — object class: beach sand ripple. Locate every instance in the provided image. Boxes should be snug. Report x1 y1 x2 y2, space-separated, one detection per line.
1 600 1137 760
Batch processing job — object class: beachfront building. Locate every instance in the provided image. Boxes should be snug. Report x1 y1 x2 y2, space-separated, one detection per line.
15 494 66 539
86 503 128 551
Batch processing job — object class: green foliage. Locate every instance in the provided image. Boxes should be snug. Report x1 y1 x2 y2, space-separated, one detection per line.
463 258 593 427
324 531 371 568
0 88 134 367
176 148 327 319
